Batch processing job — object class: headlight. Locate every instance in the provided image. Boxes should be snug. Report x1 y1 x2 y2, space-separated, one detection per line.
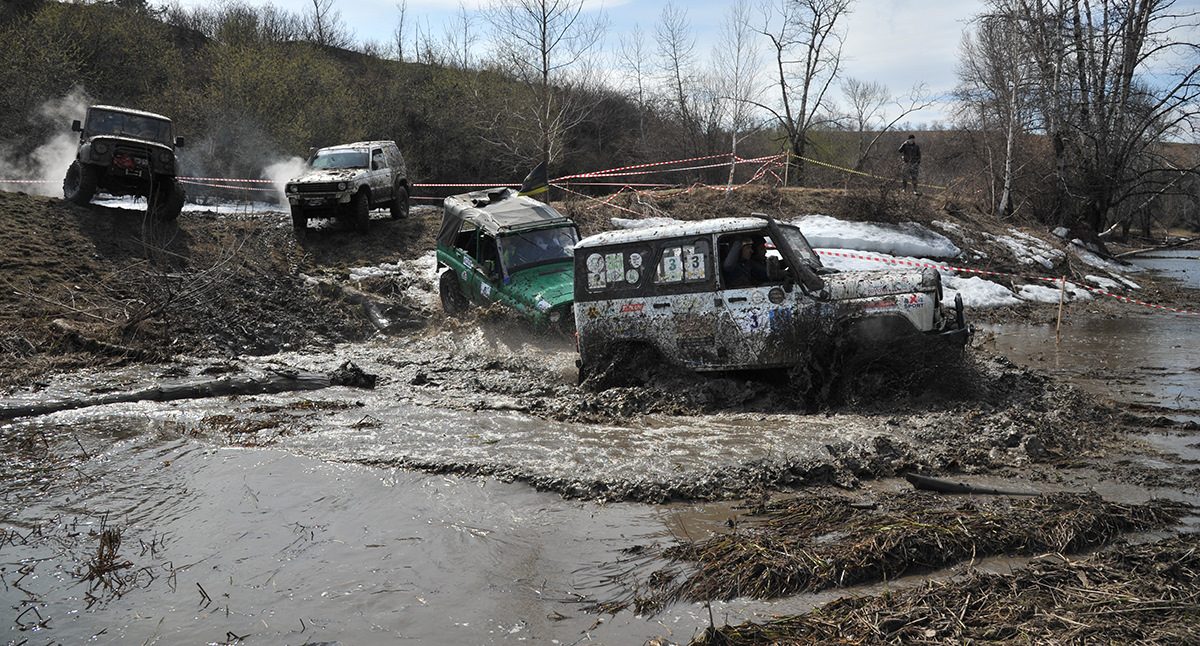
549 310 562 323
287 185 298 193
158 151 171 164
94 142 110 154
337 182 347 191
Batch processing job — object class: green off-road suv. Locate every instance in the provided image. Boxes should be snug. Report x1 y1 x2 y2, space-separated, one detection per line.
436 186 579 332
63 105 187 221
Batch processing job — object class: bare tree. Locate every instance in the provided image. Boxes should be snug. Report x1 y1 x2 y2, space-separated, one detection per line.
443 2 478 70
840 78 933 175
303 0 352 49
617 24 653 147
755 0 854 185
1001 0 1200 232
394 1 408 62
655 2 701 152
956 10 1036 218
713 0 763 184
486 0 609 170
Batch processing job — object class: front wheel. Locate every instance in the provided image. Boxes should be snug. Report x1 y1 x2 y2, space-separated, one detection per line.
291 206 307 240
149 178 185 221
439 269 469 315
352 191 370 233
390 186 409 220
63 161 97 206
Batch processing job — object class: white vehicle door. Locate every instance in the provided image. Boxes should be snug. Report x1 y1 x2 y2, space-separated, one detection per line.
369 147 391 201
713 231 819 369
646 237 723 369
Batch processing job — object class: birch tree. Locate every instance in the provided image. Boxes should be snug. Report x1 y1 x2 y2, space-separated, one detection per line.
713 0 763 185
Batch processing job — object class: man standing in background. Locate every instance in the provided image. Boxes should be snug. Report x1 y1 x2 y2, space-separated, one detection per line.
898 134 921 194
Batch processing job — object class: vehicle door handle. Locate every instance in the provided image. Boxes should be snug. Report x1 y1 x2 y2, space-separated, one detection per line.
727 297 748 303
653 302 671 309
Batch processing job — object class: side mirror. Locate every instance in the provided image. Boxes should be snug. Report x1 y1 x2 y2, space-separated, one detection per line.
72 120 82 133
174 136 185 148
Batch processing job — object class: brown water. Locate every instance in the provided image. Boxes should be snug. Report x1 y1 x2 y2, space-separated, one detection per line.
2 309 1198 645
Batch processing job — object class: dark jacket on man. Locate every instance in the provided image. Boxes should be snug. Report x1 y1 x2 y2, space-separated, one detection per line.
899 139 921 164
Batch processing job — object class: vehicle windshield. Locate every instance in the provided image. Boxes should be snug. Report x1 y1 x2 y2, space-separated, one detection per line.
87 110 174 146
499 226 578 273
311 150 369 170
774 224 823 269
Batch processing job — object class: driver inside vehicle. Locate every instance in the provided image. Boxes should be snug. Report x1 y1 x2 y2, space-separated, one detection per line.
722 236 769 287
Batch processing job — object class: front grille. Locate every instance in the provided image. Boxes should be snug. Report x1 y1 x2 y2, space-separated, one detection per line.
293 182 340 194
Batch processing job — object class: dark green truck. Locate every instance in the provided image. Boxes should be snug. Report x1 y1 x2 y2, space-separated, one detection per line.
436 186 579 332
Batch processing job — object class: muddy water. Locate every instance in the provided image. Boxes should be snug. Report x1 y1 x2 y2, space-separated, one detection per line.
3 314 1200 645
983 310 1200 419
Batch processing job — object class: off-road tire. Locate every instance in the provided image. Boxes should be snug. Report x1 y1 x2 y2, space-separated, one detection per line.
353 191 370 233
149 179 185 222
439 270 469 315
63 160 98 206
390 186 409 220
291 206 307 240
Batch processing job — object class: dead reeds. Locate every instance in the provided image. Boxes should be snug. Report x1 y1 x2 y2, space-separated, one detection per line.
646 491 1189 608
689 530 1200 645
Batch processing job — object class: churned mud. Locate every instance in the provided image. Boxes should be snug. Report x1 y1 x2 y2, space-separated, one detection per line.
1 187 1197 645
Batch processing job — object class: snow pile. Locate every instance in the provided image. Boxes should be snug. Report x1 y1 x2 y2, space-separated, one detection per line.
982 229 1065 271
798 215 961 259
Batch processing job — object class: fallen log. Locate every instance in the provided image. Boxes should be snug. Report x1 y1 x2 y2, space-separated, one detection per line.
905 472 1040 497
0 362 375 422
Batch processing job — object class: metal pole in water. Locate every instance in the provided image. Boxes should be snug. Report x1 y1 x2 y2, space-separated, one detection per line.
1056 276 1067 345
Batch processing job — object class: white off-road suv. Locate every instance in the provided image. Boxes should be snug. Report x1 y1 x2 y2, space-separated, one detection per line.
284 141 410 237
573 213 970 384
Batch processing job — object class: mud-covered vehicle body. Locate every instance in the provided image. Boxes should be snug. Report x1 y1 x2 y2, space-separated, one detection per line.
63 105 186 221
573 214 970 380
436 187 579 331
284 141 410 235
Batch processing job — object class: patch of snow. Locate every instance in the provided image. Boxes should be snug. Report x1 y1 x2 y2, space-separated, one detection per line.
1068 240 1142 275
943 275 1022 308
982 229 1065 271
797 215 961 258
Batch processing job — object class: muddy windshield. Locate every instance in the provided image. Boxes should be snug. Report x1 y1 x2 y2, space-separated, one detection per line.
87 110 174 146
311 150 369 170
499 226 578 273
775 224 823 269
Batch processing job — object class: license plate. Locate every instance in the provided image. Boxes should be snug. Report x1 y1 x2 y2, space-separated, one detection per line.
306 198 326 206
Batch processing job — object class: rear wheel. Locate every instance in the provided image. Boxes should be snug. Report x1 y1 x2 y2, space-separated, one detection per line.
390 186 409 219
353 191 370 233
439 269 469 315
63 160 97 205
